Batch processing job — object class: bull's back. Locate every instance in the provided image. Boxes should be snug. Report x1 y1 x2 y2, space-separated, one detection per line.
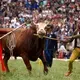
13 27 37 55
2 27 44 61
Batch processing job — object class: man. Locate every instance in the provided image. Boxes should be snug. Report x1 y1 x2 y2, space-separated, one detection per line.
44 24 58 67
65 20 80 76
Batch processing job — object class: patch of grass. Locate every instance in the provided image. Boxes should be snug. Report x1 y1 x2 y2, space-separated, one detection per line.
0 59 80 80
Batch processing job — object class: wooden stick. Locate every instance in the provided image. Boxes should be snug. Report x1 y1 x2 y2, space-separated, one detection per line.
0 23 25 40
34 33 80 42
34 34 58 40
70 34 80 39
43 35 58 40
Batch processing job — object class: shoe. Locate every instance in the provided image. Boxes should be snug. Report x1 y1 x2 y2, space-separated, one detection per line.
65 71 71 76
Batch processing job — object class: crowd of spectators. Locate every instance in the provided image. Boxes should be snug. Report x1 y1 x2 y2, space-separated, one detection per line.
0 0 80 59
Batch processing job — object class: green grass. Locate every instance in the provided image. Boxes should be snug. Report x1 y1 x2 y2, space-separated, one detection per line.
0 59 80 80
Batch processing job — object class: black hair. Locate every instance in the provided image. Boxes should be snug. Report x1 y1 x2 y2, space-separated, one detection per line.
47 24 53 29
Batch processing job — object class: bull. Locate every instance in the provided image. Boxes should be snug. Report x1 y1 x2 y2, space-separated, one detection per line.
1 25 48 74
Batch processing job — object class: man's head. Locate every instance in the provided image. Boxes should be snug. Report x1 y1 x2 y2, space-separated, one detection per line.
45 24 53 33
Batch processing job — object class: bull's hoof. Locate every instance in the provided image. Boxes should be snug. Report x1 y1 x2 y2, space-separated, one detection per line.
28 70 32 75
44 70 48 75
6 69 10 73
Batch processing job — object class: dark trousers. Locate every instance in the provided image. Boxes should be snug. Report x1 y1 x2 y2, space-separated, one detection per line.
44 49 54 67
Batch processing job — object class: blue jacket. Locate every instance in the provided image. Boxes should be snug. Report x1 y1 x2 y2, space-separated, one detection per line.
44 32 58 67
45 32 57 51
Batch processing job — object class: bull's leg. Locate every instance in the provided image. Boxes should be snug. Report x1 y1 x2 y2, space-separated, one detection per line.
20 53 32 74
39 52 48 75
3 50 10 72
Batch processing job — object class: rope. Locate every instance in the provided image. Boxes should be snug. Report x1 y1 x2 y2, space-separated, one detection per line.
6 33 16 56
0 23 25 40
0 23 25 56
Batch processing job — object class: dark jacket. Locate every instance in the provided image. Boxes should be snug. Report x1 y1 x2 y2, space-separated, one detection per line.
45 32 57 51
44 32 58 67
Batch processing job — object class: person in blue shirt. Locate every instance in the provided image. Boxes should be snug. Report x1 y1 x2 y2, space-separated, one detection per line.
25 1 31 9
44 24 58 67
30 0 39 10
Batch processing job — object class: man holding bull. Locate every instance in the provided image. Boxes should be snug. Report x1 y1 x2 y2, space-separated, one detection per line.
44 24 58 67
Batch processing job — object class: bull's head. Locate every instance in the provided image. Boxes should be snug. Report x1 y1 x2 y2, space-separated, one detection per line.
36 22 49 38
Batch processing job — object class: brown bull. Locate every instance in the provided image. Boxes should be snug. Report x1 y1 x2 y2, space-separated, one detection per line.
1 26 48 74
